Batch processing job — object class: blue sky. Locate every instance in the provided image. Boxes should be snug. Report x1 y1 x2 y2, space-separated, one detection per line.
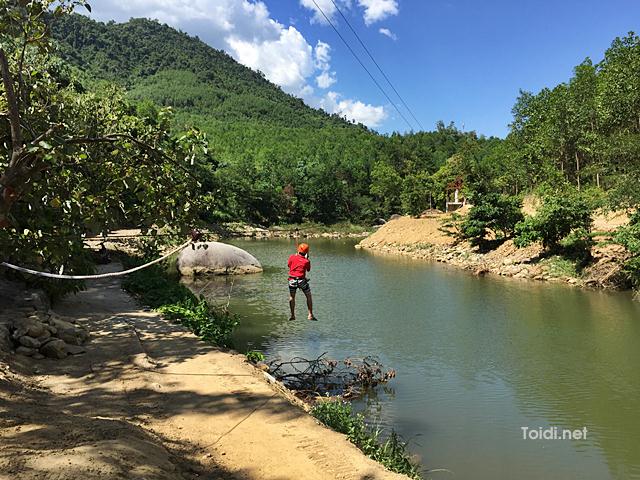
87 0 639 137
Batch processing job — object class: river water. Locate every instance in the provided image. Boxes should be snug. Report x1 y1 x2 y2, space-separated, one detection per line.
185 238 640 479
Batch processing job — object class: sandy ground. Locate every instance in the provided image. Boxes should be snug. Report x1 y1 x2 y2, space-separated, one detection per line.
0 265 407 480
360 215 457 248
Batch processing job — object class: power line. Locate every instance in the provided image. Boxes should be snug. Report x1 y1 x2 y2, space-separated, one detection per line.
329 0 425 131
310 0 415 131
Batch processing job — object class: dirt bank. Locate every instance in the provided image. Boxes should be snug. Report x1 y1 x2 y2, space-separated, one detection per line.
0 266 407 480
357 214 630 290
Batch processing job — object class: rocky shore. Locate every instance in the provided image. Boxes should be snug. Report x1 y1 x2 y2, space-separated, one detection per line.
224 223 371 240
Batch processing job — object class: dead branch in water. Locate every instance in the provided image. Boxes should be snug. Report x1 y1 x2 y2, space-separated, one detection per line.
267 353 396 401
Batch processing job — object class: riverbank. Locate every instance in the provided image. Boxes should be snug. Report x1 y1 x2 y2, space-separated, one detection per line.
0 266 407 480
357 215 630 290
223 222 371 239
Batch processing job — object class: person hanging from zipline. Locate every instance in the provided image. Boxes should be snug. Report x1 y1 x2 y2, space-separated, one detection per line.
288 243 317 321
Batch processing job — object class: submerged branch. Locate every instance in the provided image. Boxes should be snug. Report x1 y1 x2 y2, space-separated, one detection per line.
267 353 396 401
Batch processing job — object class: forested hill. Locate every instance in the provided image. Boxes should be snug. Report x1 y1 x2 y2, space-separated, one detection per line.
50 14 355 129
49 13 489 226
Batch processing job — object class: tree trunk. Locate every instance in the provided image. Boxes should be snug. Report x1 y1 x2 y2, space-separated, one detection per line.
0 48 23 166
575 151 581 191
0 48 24 228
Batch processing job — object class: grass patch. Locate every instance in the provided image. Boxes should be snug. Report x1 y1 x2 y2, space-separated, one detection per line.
311 400 422 479
121 256 238 347
540 255 579 278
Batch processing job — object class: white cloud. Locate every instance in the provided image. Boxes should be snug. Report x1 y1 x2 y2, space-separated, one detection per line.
378 27 397 40
315 41 331 70
357 0 398 25
320 91 387 127
316 71 336 88
314 41 336 88
299 0 353 24
299 0 336 23
227 26 315 93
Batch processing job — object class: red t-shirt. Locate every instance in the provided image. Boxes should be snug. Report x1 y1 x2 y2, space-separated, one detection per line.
288 253 311 279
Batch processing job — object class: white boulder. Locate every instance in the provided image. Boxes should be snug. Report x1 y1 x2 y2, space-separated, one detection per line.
177 242 263 277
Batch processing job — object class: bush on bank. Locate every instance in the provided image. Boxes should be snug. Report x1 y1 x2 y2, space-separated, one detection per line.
460 194 524 247
615 213 640 290
122 258 238 347
514 192 594 250
311 400 422 479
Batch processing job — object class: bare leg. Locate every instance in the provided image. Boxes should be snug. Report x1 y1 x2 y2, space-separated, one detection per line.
289 290 296 320
303 290 315 320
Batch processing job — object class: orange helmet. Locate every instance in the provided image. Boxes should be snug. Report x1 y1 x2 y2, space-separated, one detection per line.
297 243 309 254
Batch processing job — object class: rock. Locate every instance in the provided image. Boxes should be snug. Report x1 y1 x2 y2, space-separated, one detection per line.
18 336 41 349
36 330 51 343
65 344 87 356
40 336 56 346
56 327 89 346
474 268 489 276
16 346 37 356
177 242 263 276
0 325 12 353
49 317 89 345
11 317 46 339
40 339 68 359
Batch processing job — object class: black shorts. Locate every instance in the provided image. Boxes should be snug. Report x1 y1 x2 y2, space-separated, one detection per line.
288 277 310 294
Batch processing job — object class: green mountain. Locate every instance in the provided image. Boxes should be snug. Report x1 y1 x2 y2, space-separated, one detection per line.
50 15 357 129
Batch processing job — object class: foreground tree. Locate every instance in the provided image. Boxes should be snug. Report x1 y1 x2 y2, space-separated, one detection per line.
0 1 214 288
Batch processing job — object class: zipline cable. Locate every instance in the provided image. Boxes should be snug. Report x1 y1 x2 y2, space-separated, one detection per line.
310 0 416 131
328 0 425 131
0 239 192 280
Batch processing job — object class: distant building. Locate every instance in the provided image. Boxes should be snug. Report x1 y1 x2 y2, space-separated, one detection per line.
445 177 465 212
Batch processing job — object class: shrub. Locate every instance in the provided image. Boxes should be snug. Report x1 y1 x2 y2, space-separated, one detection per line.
560 227 595 265
513 217 541 247
122 261 238 347
514 193 593 249
615 213 640 289
311 400 422 479
246 350 266 363
460 194 524 247
158 297 238 347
